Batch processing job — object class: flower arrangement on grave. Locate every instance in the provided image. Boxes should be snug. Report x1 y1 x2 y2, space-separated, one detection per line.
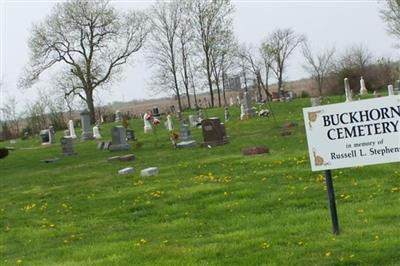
169 131 179 146
122 116 129 129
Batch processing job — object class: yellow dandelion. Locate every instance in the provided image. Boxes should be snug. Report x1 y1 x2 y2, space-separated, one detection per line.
325 251 331 257
16 259 22 264
261 242 270 249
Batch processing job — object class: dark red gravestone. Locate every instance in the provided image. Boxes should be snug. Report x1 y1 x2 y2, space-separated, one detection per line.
201 118 229 146
241 146 270 156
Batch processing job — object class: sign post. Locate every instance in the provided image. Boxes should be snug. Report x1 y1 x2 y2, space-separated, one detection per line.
324 170 339 235
303 95 400 234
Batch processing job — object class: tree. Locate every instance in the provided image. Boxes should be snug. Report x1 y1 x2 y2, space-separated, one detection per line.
177 2 195 110
261 28 305 97
210 28 237 107
191 0 234 107
239 43 273 101
148 0 183 112
302 42 335 96
0 95 21 138
331 44 373 92
259 44 274 101
381 1 400 44
20 0 150 123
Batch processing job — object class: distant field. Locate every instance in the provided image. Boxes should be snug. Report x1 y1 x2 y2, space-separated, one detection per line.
1 96 399 265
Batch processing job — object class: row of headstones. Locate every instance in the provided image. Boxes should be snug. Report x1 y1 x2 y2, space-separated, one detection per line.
59 126 135 156
310 77 400 107
345 77 399 101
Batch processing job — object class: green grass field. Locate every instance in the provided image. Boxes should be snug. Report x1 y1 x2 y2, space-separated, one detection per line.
1 97 399 265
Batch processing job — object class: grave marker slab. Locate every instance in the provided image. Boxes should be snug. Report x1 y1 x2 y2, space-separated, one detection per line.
109 126 131 151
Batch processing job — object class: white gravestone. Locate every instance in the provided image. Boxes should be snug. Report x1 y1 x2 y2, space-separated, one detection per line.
93 126 102 139
240 104 245 120
140 167 159 177
68 120 77 139
143 113 153 133
166 114 173 131
344 78 353 102
388 84 394 96
359 76 368 95
188 115 200 127
229 97 234 106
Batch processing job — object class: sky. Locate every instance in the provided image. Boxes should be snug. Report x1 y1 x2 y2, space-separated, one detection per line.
0 0 398 114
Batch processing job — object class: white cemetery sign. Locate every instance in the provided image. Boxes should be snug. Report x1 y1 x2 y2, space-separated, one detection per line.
303 96 400 171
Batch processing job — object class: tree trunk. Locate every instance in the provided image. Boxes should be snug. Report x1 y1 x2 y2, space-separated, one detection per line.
216 81 221 107
176 89 183 113
205 55 214 107
181 44 191 109
85 89 96 124
243 70 248 92
222 73 227 107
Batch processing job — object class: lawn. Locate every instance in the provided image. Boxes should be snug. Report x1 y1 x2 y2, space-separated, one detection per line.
1 96 399 265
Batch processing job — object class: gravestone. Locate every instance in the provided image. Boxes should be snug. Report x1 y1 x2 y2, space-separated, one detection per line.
201 118 228 146
126 129 135 141
388 84 394 96
140 167 159 177
103 141 112 150
118 167 134 175
188 115 200 127
40 129 54 145
152 107 160 118
97 141 105 150
119 154 135 162
229 97 234 106
93 126 102 139
165 114 173 131
241 146 270 156
176 140 197 149
60 137 75 156
243 91 254 117
115 110 122 122
109 126 131 151
359 76 368 95
179 123 192 141
143 113 153 133
224 107 230 122
80 111 94 140
310 97 321 107
68 120 77 139
240 104 245 120
344 78 353 102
